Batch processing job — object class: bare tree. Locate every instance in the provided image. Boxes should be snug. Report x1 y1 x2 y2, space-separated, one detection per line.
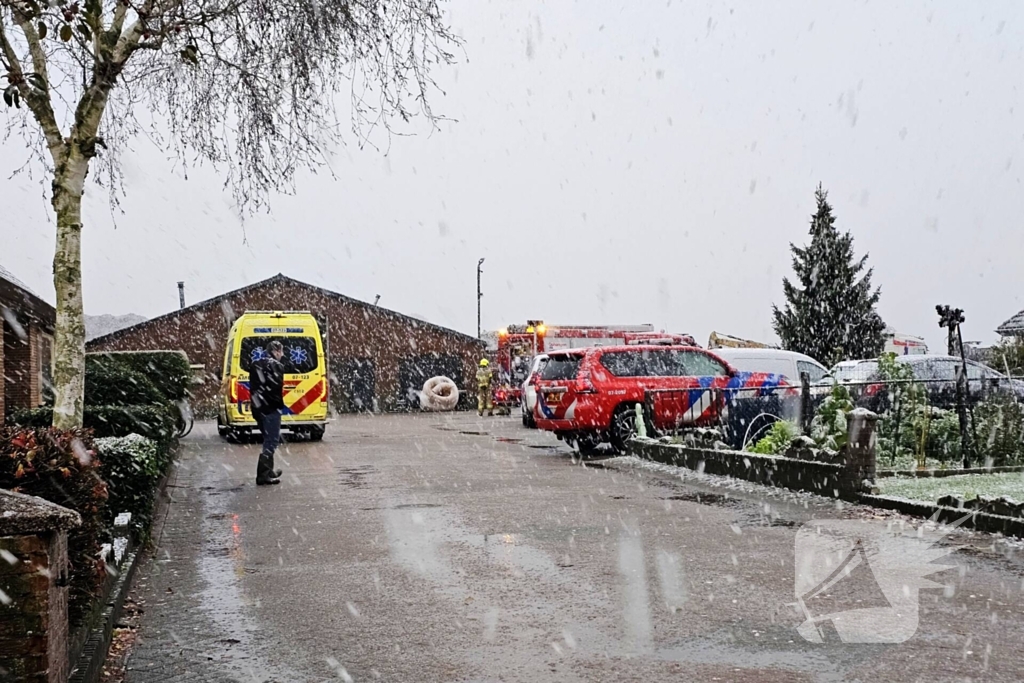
1 0 458 428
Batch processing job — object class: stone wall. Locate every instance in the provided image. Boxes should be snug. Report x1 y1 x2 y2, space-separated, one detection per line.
627 409 879 499
628 439 868 497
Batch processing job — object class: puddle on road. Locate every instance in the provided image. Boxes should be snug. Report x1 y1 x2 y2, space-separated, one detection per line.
337 464 375 488
661 492 741 508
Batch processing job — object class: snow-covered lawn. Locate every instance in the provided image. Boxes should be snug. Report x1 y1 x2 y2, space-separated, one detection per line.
878 471 1024 503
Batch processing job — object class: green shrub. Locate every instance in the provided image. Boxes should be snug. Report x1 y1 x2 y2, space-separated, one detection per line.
810 383 853 451
87 351 191 402
12 405 176 442
95 435 170 536
0 427 107 627
84 358 167 407
924 409 963 463
974 394 1024 466
986 337 1024 377
750 420 798 455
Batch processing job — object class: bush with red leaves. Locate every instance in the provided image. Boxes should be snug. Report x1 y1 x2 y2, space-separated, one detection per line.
0 426 108 628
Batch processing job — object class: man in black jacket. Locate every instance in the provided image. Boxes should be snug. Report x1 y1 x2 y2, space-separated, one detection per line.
249 340 286 485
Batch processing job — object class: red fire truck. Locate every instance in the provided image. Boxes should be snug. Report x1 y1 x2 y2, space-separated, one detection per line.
492 322 697 406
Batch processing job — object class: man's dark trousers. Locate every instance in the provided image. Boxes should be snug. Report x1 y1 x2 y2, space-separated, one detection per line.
256 408 282 481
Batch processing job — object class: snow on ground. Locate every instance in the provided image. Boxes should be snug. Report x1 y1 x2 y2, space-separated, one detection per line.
878 471 1024 504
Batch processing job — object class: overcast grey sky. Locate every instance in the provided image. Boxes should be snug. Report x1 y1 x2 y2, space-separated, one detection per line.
3 0 1023 353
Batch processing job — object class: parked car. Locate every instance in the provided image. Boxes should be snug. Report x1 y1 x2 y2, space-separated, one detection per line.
532 345 788 453
713 348 830 385
831 359 880 385
832 354 1024 412
520 354 549 428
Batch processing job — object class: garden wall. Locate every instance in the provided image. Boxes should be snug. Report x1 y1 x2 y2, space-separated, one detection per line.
628 408 879 499
628 438 874 498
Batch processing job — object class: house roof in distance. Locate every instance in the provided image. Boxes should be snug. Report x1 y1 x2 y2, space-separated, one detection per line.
0 263 55 331
996 308 1024 336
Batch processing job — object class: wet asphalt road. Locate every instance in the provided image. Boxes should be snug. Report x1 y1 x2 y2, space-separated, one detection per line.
123 413 1024 683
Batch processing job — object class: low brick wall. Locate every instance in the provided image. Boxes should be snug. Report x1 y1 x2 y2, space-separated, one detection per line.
627 438 870 498
859 494 1024 539
0 489 81 683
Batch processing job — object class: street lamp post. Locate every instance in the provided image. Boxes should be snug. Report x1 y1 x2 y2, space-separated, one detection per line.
477 258 485 339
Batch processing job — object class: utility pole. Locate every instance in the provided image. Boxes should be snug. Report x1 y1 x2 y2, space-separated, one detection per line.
477 258 485 339
177 281 186 309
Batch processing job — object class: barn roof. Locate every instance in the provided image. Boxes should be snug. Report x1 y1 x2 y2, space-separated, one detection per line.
86 273 483 347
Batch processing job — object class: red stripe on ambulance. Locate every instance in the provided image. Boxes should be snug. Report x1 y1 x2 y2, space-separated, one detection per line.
288 380 325 415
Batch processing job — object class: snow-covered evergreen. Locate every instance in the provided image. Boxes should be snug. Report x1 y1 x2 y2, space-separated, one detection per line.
772 185 885 366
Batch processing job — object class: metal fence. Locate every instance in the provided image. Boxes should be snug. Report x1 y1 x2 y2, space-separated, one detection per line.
644 374 1024 465
643 383 805 451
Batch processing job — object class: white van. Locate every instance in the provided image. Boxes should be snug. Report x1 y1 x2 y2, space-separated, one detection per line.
713 348 830 385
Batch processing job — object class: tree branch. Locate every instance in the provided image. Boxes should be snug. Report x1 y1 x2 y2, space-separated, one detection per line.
0 9 64 162
109 1 130 42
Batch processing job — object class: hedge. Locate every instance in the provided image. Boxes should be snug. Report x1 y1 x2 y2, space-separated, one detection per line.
0 427 107 627
12 405 176 443
87 351 191 402
95 434 170 536
85 358 168 408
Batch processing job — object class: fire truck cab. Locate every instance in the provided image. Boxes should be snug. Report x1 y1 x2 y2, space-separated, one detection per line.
494 322 697 407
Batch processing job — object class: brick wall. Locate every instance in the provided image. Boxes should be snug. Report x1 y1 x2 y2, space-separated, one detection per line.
3 319 42 414
0 321 5 423
0 531 70 683
88 277 485 413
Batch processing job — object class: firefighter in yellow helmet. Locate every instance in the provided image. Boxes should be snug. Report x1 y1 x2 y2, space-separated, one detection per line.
476 358 495 417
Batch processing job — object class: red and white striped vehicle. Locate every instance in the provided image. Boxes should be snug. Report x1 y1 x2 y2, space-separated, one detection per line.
532 345 788 454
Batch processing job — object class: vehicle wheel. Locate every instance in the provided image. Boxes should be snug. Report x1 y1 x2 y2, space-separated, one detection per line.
223 428 243 444
308 426 325 442
522 409 536 429
609 403 640 453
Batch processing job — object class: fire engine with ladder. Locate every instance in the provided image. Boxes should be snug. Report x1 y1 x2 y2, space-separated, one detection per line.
491 321 697 407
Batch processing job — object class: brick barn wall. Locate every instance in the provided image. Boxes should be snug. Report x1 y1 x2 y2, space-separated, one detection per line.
87 278 485 413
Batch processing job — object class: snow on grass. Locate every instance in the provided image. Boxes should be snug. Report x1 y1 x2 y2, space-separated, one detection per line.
878 471 1024 503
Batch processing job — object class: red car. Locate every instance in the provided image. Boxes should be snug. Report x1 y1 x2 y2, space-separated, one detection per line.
532 345 788 453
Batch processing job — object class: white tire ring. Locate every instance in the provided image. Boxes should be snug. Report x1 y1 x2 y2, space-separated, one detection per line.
420 376 460 411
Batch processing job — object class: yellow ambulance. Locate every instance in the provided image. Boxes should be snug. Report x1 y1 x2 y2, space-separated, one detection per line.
216 311 328 441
